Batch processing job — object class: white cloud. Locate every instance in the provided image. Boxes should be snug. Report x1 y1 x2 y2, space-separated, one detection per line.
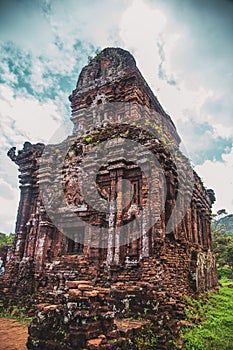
119 0 167 88
212 123 233 140
0 60 18 85
0 85 64 146
0 0 233 235
195 149 233 214
0 179 17 200
0 178 19 234
48 0 126 48
0 151 18 188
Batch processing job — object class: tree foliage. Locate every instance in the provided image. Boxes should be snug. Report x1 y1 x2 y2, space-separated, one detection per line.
0 232 15 247
212 210 233 278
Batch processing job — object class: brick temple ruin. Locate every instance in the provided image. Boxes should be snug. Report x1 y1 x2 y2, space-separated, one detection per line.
1 48 218 349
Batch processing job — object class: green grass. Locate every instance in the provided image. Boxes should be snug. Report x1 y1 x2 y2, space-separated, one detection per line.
0 304 33 326
180 280 233 350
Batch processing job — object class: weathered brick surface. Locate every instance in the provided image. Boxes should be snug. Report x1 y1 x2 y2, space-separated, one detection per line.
1 48 218 349
0 245 10 265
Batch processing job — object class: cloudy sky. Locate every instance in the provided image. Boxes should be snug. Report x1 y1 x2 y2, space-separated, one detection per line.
0 0 232 233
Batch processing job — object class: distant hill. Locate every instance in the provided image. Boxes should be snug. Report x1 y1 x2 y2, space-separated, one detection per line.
212 214 233 235
0 232 15 246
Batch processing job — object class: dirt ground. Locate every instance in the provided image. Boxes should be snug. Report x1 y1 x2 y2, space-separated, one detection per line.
0 318 28 350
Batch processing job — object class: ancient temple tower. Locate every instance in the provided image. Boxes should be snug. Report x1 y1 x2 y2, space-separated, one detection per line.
1 48 218 349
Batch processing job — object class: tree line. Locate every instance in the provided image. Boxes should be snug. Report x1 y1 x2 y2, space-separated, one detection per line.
212 209 233 279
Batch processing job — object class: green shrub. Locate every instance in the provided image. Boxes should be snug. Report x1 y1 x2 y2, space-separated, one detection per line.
218 266 233 280
0 232 15 246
